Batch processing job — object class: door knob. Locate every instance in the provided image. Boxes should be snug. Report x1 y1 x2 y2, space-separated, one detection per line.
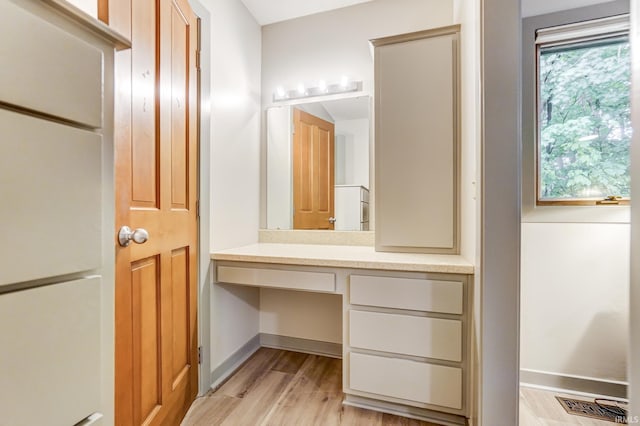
118 226 149 247
328 217 336 224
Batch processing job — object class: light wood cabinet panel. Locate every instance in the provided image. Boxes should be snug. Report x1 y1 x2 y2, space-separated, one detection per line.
349 352 462 410
349 310 462 361
350 274 463 314
0 108 102 286
373 25 460 254
0 1 103 128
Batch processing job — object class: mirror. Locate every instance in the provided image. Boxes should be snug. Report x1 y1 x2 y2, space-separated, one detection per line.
266 95 372 231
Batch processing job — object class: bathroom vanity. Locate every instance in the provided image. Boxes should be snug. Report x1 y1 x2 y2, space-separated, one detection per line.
212 22 469 426
212 243 473 425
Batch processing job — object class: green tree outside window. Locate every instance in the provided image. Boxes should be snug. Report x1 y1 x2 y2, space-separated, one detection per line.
538 37 631 201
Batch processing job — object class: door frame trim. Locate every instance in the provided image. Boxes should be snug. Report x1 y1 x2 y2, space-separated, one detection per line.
188 0 212 396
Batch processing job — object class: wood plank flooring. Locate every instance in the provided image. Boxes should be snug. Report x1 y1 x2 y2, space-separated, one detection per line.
182 348 440 426
519 386 626 426
183 347 625 425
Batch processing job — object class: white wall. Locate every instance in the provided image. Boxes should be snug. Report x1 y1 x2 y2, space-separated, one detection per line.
521 223 629 381
259 0 453 344
199 0 262 373
522 0 618 17
260 289 342 343
261 0 453 107
520 0 631 395
335 118 369 187
207 0 261 252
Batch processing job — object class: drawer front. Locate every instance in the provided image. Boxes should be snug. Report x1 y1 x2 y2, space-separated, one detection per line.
0 278 102 425
349 352 462 410
349 310 462 361
0 1 103 128
350 275 463 314
217 266 336 293
0 109 102 286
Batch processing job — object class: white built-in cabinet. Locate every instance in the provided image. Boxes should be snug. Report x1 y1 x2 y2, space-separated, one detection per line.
214 260 471 424
0 2 128 425
373 25 461 254
345 273 470 422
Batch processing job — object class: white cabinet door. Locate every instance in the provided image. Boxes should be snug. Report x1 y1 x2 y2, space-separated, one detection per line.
0 1 103 128
374 26 460 254
0 108 102 286
0 278 101 426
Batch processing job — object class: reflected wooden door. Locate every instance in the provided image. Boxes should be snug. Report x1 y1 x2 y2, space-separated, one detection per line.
293 109 335 229
101 0 199 424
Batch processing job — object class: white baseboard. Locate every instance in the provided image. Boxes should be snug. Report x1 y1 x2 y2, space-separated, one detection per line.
209 334 261 390
520 368 627 400
259 333 342 358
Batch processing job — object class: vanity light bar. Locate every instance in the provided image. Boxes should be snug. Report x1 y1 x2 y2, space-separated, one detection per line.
273 79 362 102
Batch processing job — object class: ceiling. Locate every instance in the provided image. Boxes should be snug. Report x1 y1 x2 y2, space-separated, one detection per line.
240 0 374 26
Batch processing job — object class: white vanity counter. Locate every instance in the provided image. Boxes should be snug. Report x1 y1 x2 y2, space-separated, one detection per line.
211 242 473 424
211 243 474 274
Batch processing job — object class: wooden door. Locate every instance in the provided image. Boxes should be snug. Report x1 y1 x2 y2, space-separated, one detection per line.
293 108 335 229
101 0 199 424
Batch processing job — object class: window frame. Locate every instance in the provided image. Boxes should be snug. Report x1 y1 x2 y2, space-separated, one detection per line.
534 15 631 206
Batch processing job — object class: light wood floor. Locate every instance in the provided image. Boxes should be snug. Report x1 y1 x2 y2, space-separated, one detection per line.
519 386 625 426
183 347 622 426
182 348 440 426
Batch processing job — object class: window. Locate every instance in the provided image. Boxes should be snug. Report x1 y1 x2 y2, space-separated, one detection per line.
536 16 631 205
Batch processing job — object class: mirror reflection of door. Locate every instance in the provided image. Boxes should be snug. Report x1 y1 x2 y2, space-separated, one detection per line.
293 108 335 229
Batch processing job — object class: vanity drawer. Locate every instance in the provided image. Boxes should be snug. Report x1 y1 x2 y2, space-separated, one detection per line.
217 266 336 293
349 352 462 410
0 1 103 128
349 310 462 361
349 275 463 314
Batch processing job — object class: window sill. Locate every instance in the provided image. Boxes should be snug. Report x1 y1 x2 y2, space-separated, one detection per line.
536 199 630 207
522 204 630 224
